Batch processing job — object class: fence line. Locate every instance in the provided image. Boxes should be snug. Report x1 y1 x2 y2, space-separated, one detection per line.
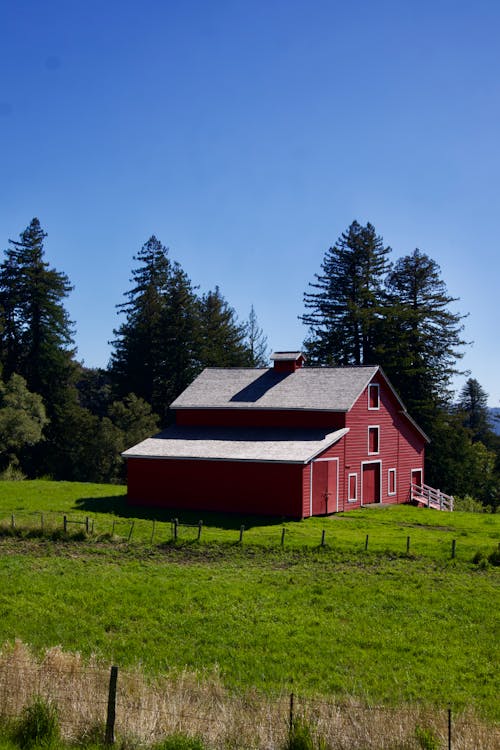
0 644 497 748
0 512 467 561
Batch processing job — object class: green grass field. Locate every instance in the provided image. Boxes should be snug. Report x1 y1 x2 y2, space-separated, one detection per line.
0 481 498 722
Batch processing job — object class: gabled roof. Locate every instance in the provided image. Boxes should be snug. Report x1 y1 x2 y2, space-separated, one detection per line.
170 366 379 412
123 426 349 464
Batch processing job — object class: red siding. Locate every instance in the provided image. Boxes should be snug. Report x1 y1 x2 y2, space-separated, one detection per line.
127 371 426 518
344 373 425 507
127 458 304 517
176 409 345 430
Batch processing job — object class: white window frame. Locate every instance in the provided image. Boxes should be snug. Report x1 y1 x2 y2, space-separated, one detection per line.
347 472 358 502
388 468 397 496
368 383 380 410
367 425 380 455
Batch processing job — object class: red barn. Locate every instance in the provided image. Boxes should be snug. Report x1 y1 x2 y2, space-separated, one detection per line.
123 351 429 517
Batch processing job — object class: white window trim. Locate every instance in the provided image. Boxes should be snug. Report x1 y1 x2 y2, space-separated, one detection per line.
368 383 380 410
367 425 380 455
388 468 397 496
348 472 358 502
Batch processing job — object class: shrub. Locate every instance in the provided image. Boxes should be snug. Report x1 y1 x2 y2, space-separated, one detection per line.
414 724 440 750
453 495 488 513
14 696 60 748
285 717 327 750
152 734 207 750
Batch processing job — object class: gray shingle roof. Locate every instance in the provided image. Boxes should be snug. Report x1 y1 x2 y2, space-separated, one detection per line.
122 426 349 464
170 366 379 412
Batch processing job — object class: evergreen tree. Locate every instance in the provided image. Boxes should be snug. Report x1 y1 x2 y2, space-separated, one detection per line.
109 236 199 421
380 249 466 433
301 221 392 365
245 305 269 366
457 377 490 443
198 287 252 367
0 218 75 406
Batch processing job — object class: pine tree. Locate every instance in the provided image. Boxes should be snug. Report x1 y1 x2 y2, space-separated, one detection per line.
198 287 252 368
380 249 466 433
301 221 392 365
457 378 490 442
0 218 75 405
109 236 200 421
245 305 269 366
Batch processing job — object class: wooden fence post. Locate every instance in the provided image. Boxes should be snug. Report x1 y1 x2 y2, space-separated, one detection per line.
406 536 410 554
85 517 89 534
451 539 456 559
63 515 67 533
11 514 15 529
321 529 326 547
197 520 203 541
111 520 116 537
127 521 134 542
365 534 369 551
281 527 286 547
105 665 118 745
239 525 245 543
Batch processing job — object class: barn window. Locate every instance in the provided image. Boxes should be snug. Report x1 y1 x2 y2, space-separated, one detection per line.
388 468 396 495
368 383 380 410
348 473 357 502
368 426 380 455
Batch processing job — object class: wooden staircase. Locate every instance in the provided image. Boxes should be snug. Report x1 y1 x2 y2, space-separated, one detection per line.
411 482 454 511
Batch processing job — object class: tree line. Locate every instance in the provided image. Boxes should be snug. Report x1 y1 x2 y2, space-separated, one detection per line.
0 219 267 483
0 217 497 509
301 221 499 509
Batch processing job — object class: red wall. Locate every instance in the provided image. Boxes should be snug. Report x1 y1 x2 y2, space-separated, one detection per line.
341 373 425 509
127 457 305 517
176 409 345 430
127 373 426 518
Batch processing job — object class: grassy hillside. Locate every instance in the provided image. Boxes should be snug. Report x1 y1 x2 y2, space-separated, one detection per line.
0 481 498 721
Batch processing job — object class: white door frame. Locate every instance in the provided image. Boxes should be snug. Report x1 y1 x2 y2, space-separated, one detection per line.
309 457 340 515
360 459 382 506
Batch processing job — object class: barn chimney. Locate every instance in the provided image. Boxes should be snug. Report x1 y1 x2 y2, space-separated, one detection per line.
270 351 306 373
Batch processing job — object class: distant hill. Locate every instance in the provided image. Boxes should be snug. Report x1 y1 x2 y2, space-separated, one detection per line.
489 408 500 435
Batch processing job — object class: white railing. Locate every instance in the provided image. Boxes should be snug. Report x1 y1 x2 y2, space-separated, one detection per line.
411 482 454 511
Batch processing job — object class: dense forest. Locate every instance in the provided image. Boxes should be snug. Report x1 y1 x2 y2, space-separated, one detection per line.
0 217 498 510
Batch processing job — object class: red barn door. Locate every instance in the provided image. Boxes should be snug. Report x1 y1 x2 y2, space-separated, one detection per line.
362 462 381 505
312 459 338 515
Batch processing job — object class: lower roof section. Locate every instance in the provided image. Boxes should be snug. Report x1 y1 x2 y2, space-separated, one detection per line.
122 426 349 464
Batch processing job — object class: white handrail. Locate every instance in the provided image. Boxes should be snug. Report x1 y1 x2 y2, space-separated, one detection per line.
411 483 454 511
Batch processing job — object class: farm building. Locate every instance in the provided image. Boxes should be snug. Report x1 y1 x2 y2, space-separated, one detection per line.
123 351 431 517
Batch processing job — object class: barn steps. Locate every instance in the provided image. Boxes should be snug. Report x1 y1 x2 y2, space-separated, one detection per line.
411 482 454 511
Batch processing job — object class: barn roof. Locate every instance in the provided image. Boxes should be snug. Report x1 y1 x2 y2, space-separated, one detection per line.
122 426 349 464
170 366 379 412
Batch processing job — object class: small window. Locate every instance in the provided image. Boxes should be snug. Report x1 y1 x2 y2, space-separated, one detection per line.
348 473 357 502
388 468 396 496
368 383 380 410
368 426 380 455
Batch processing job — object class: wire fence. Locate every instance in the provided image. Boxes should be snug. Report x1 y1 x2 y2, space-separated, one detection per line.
0 645 497 749
0 510 474 561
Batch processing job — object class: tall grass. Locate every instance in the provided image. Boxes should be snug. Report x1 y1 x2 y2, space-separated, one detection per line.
0 641 497 749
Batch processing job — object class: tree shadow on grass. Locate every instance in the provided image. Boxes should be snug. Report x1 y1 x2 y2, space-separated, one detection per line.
74 495 287 530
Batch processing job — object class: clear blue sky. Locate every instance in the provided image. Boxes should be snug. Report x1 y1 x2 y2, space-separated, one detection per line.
1 1 499 403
